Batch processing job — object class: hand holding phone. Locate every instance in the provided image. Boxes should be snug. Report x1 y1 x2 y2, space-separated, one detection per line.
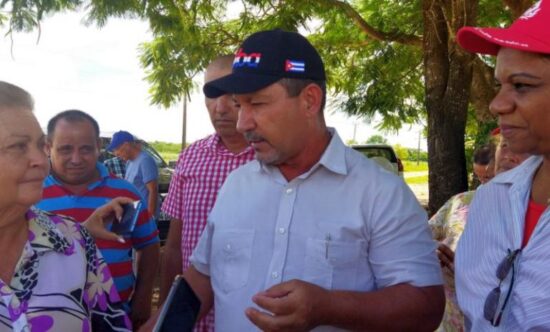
111 200 141 235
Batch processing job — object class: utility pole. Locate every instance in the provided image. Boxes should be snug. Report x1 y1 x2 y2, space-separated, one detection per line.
181 97 187 147
417 129 421 166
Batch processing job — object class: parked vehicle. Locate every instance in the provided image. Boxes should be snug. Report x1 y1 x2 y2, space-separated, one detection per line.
99 135 175 243
352 144 404 177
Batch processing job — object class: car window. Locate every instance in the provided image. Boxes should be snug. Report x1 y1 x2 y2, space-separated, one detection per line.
140 142 166 167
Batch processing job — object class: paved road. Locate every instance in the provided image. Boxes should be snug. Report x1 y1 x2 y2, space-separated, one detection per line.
403 171 429 206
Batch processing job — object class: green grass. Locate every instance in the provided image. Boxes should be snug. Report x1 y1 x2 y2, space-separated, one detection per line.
402 160 428 172
160 152 180 163
149 141 182 163
405 175 428 185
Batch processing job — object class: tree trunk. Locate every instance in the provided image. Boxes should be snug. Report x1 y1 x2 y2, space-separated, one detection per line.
423 0 477 214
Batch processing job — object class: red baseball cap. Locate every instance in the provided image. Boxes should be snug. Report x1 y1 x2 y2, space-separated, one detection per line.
457 0 550 55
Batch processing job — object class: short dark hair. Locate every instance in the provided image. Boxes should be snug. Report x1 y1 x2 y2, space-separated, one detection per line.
278 78 327 113
0 81 34 111
47 110 100 139
473 143 495 165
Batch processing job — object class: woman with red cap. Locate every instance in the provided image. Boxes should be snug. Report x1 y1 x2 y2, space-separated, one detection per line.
454 0 550 330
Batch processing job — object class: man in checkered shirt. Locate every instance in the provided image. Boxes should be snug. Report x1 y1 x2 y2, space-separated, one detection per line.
159 54 254 332
103 156 126 178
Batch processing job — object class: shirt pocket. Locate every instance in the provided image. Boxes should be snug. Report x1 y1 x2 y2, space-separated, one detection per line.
212 230 254 293
302 237 364 290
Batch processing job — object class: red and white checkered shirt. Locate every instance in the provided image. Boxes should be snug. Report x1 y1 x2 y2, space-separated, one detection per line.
162 134 254 332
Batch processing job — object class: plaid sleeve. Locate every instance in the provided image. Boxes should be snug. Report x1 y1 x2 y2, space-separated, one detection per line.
161 150 186 220
131 195 160 249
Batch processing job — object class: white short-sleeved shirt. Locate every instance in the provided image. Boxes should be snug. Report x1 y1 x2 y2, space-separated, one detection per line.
456 156 550 331
191 130 442 331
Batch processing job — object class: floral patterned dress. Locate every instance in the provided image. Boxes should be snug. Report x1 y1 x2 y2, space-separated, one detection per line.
0 207 131 332
429 190 475 332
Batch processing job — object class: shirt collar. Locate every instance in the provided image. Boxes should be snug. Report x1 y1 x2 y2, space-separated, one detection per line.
206 133 254 156
492 155 541 185
26 207 73 255
48 162 108 191
96 161 110 180
490 155 542 196
314 128 348 176
205 133 221 150
253 128 348 177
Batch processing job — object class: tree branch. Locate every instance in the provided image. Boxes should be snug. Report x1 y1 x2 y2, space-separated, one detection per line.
320 0 422 47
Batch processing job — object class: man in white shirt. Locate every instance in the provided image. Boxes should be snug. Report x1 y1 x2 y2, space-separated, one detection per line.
147 29 444 332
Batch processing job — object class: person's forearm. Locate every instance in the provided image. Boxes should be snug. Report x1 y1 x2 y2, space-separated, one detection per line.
146 182 158 218
134 243 160 309
183 266 214 320
159 219 183 303
319 284 444 331
147 194 157 219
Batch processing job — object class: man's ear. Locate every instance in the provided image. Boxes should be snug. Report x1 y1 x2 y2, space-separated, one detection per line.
301 83 323 118
95 138 102 153
45 139 53 157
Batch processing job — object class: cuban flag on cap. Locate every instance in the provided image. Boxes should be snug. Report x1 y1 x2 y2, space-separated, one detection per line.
285 59 305 73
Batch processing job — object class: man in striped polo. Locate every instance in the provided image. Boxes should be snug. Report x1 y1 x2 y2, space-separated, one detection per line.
36 109 160 330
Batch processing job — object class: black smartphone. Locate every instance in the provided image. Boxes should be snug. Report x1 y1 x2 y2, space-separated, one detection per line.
111 200 141 235
153 275 201 332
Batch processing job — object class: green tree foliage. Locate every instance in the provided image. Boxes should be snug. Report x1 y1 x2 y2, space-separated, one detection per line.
406 148 428 162
149 141 182 155
84 0 430 127
365 134 387 144
345 138 358 146
392 144 408 161
0 0 535 211
149 140 183 161
0 0 80 33
0 0 529 123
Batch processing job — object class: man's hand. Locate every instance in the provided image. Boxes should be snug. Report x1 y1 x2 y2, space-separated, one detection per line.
246 279 329 332
82 196 134 242
437 242 455 273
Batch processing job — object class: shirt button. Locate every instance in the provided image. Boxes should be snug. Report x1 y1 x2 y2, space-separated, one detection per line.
224 244 232 251
278 227 286 234
285 188 293 194
271 271 279 279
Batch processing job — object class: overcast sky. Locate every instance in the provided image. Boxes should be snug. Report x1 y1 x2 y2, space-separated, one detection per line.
0 11 427 150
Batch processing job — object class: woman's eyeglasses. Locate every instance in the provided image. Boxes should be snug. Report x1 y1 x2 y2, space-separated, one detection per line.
483 248 521 326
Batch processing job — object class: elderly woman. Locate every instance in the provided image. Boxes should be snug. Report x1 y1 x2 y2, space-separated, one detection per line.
455 0 550 330
0 81 131 331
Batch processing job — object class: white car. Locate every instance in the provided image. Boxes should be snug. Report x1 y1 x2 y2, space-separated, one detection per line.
352 144 404 177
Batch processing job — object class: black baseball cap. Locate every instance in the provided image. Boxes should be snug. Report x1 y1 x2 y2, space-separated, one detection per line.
203 29 326 98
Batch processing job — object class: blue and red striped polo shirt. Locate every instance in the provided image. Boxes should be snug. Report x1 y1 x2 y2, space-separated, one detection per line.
36 162 159 303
